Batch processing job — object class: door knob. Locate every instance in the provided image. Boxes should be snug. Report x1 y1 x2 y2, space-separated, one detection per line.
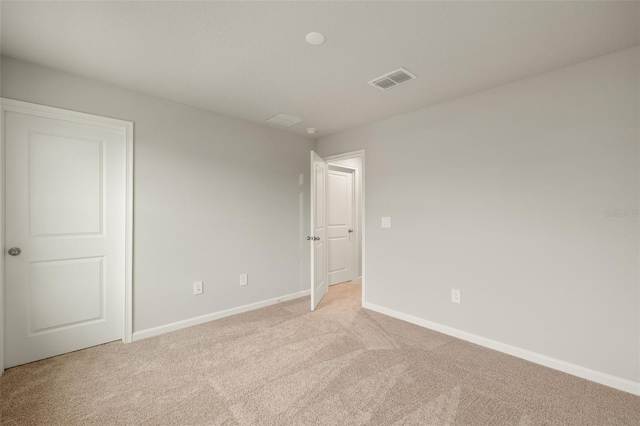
8 247 21 256
348 229 354 233
314 236 320 241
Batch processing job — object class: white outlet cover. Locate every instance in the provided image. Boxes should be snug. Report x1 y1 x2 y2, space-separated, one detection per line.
451 289 461 304
194 281 204 295
381 217 392 228
240 273 248 286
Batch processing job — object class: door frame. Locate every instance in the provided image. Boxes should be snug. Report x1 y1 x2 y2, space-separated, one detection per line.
323 150 365 306
0 98 134 375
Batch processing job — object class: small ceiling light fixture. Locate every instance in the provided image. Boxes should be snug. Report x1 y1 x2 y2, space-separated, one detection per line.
306 32 326 45
306 128 317 135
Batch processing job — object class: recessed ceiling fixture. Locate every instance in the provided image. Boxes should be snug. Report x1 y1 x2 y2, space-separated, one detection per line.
306 32 325 45
266 113 303 127
368 67 417 91
306 128 317 135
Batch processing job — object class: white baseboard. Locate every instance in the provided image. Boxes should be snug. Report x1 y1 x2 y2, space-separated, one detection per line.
363 302 640 396
133 289 310 342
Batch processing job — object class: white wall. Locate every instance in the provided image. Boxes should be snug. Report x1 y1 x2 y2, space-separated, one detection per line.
318 47 640 383
1 56 315 333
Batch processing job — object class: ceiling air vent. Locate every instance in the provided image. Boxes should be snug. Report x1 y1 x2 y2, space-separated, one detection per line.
266 113 303 127
368 67 417 91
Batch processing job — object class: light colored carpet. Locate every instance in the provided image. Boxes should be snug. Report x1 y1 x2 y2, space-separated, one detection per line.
1 281 638 425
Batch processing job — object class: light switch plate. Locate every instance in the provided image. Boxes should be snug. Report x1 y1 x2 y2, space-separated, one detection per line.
381 217 392 228
240 273 248 286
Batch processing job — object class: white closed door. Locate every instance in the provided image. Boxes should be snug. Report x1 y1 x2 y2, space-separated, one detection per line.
310 151 327 310
5 105 127 368
327 169 354 285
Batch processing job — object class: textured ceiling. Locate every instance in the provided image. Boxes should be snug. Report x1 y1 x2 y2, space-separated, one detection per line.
1 1 639 138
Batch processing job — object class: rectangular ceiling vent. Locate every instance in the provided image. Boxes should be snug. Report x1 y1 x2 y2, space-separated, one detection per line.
368 67 417 91
266 113 303 127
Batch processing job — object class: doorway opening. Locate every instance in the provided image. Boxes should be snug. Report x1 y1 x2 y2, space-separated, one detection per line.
309 149 365 310
326 165 358 286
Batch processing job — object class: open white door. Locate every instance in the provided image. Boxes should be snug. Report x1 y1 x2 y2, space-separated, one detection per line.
310 151 328 310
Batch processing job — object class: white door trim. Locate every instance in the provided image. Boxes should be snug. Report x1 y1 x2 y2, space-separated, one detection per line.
0 98 134 375
323 150 365 306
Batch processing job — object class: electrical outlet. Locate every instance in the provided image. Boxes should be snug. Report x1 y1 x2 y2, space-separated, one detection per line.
239 273 248 286
381 217 392 228
451 289 461 304
193 281 203 295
